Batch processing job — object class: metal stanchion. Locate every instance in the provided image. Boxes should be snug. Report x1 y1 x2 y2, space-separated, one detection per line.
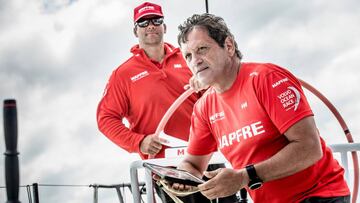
32 183 39 203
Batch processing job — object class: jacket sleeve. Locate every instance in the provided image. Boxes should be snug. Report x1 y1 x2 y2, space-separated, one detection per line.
96 71 146 153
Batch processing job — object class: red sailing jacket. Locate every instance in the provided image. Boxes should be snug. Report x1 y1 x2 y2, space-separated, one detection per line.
97 43 199 159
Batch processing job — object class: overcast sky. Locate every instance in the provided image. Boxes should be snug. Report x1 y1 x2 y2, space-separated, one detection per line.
1 0 359 202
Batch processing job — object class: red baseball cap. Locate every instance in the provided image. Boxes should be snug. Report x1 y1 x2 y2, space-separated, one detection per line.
133 2 164 23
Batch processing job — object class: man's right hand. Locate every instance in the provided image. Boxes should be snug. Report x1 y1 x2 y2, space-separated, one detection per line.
140 134 166 155
189 75 209 93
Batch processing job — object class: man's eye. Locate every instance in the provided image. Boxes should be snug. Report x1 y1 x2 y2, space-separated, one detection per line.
185 54 192 61
198 46 208 53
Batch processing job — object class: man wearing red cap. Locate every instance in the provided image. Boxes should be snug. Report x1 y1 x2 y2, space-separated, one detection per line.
97 2 238 203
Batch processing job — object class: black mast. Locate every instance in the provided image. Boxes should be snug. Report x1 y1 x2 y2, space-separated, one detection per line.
3 99 21 203
205 0 209 13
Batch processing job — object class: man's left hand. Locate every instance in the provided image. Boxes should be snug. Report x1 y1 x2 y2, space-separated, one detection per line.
198 168 248 200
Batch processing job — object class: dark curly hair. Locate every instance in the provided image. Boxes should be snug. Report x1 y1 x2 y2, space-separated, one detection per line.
178 13 242 60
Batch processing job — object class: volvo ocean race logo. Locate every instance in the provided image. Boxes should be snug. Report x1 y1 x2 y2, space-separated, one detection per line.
277 86 301 111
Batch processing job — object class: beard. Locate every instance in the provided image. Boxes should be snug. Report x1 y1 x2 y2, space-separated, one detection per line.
142 32 163 45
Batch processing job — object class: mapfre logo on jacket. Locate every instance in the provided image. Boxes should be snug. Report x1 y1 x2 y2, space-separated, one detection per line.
130 71 149 82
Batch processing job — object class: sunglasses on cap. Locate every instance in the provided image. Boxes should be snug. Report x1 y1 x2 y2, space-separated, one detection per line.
135 17 164 28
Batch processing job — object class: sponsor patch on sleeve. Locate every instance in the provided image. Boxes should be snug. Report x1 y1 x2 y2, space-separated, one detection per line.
276 86 301 111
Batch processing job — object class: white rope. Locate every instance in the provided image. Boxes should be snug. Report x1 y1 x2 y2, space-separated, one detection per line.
156 179 200 203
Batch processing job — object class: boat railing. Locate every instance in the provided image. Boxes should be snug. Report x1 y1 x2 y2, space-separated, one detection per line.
130 143 360 203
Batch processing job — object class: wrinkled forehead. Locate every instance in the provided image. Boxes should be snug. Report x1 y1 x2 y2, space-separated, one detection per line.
180 27 213 52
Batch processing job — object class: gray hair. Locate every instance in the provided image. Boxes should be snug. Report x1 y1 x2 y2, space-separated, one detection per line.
178 13 242 60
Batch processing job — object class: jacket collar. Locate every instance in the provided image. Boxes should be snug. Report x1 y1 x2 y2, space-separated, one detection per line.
130 42 180 58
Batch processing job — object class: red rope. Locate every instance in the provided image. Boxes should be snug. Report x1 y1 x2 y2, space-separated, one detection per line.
299 79 359 203
149 88 194 159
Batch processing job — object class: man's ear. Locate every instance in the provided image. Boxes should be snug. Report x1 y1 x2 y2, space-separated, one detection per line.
163 23 167 34
133 26 138 37
224 36 235 56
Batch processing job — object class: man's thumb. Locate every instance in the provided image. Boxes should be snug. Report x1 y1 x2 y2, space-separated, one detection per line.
204 168 221 179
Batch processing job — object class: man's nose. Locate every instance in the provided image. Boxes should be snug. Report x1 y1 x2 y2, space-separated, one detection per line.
192 54 203 67
147 21 157 28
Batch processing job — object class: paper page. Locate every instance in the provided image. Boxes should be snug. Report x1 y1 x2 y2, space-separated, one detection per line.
159 131 188 147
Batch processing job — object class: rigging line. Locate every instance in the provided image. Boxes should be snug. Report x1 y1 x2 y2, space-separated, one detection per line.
89 183 141 188
1 183 145 188
37 184 89 187
0 185 31 188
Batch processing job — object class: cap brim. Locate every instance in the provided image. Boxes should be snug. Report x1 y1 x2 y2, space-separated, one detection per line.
135 13 164 22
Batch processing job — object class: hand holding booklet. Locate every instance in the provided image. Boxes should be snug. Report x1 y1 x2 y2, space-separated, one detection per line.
143 163 204 186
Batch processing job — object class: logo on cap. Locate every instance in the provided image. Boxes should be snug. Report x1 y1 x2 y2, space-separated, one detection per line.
138 6 155 14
